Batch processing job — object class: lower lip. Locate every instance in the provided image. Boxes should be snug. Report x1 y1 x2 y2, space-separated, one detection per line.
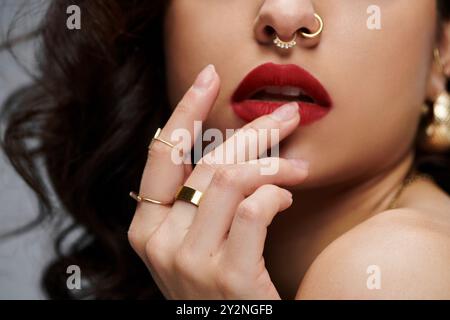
231 100 330 126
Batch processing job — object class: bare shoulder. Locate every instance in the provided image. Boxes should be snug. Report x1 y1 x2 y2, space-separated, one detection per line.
296 205 450 299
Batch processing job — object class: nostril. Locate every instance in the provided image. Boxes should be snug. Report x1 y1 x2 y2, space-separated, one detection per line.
263 26 276 38
299 27 310 34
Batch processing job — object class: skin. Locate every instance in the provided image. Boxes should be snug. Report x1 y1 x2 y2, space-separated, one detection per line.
128 0 450 299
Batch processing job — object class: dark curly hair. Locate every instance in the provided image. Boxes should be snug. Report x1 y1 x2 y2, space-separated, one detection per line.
1 0 449 299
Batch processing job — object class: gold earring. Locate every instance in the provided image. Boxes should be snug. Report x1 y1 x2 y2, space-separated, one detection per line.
434 48 445 73
418 92 450 152
418 48 450 152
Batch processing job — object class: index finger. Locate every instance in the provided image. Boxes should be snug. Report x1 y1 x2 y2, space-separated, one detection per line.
129 65 220 241
139 64 220 203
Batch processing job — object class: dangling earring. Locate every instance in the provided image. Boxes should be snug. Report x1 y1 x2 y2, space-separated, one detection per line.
418 49 450 152
419 92 450 152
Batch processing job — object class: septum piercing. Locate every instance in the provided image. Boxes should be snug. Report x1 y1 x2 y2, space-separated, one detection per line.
273 13 324 50
273 33 298 49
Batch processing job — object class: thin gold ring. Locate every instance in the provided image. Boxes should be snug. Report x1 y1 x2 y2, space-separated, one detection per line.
149 128 176 149
273 13 324 49
300 13 324 39
129 191 173 206
175 185 203 207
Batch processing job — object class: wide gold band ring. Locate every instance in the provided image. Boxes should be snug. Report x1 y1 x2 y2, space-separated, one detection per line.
175 185 203 207
129 191 173 206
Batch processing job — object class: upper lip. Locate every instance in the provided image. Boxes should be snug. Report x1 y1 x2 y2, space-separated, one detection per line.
231 62 332 107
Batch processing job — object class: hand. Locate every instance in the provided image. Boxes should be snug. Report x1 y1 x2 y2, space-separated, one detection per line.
128 64 309 299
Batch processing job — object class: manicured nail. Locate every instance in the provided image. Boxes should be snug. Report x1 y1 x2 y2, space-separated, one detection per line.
288 159 310 171
193 64 216 91
270 102 299 121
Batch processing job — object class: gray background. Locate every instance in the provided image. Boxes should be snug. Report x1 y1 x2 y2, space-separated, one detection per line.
0 0 51 299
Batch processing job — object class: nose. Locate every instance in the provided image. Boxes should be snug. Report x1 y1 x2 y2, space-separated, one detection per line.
254 0 321 48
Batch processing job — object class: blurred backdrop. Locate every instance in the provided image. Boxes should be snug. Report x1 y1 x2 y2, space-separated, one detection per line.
0 0 50 299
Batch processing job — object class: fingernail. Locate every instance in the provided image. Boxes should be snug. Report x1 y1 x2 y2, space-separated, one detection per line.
288 159 310 171
270 102 299 121
193 64 216 91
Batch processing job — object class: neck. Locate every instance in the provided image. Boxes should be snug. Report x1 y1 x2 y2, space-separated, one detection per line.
264 150 415 298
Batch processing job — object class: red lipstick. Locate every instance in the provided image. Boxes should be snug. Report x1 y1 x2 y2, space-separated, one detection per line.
231 63 332 125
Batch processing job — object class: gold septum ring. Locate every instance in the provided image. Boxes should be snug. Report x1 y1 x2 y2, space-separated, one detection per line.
273 13 324 49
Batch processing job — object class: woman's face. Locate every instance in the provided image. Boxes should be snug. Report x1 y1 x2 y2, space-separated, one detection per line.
163 0 439 188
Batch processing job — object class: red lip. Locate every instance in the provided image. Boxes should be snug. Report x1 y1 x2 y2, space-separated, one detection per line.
231 63 333 126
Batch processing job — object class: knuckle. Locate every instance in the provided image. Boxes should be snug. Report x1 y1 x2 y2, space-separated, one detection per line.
148 139 171 159
175 100 192 117
173 247 201 281
277 187 290 199
265 112 283 127
265 185 287 199
144 233 168 264
127 227 142 253
259 184 278 194
242 121 257 131
236 200 262 223
211 166 240 188
197 157 218 174
174 247 188 269
216 268 243 293
128 218 154 256
240 125 259 138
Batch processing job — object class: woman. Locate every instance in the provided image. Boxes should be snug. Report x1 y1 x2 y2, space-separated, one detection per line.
1 0 450 299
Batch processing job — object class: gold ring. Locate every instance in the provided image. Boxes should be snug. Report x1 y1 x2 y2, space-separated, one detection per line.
149 128 176 149
175 186 203 207
273 33 297 49
129 191 173 205
300 13 324 39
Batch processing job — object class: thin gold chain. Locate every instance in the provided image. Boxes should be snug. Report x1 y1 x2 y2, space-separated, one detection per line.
386 168 435 210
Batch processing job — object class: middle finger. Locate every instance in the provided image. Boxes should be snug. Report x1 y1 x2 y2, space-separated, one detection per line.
165 102 301 230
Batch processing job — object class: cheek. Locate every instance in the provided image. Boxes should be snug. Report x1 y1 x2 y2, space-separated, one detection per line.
322 1 435 176
163 0 249 109
284 1 437 186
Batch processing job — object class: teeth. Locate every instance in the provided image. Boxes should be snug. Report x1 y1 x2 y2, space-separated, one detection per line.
281 86 301 97
263 86 303 97
264 86 282 95
249 86 315 103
